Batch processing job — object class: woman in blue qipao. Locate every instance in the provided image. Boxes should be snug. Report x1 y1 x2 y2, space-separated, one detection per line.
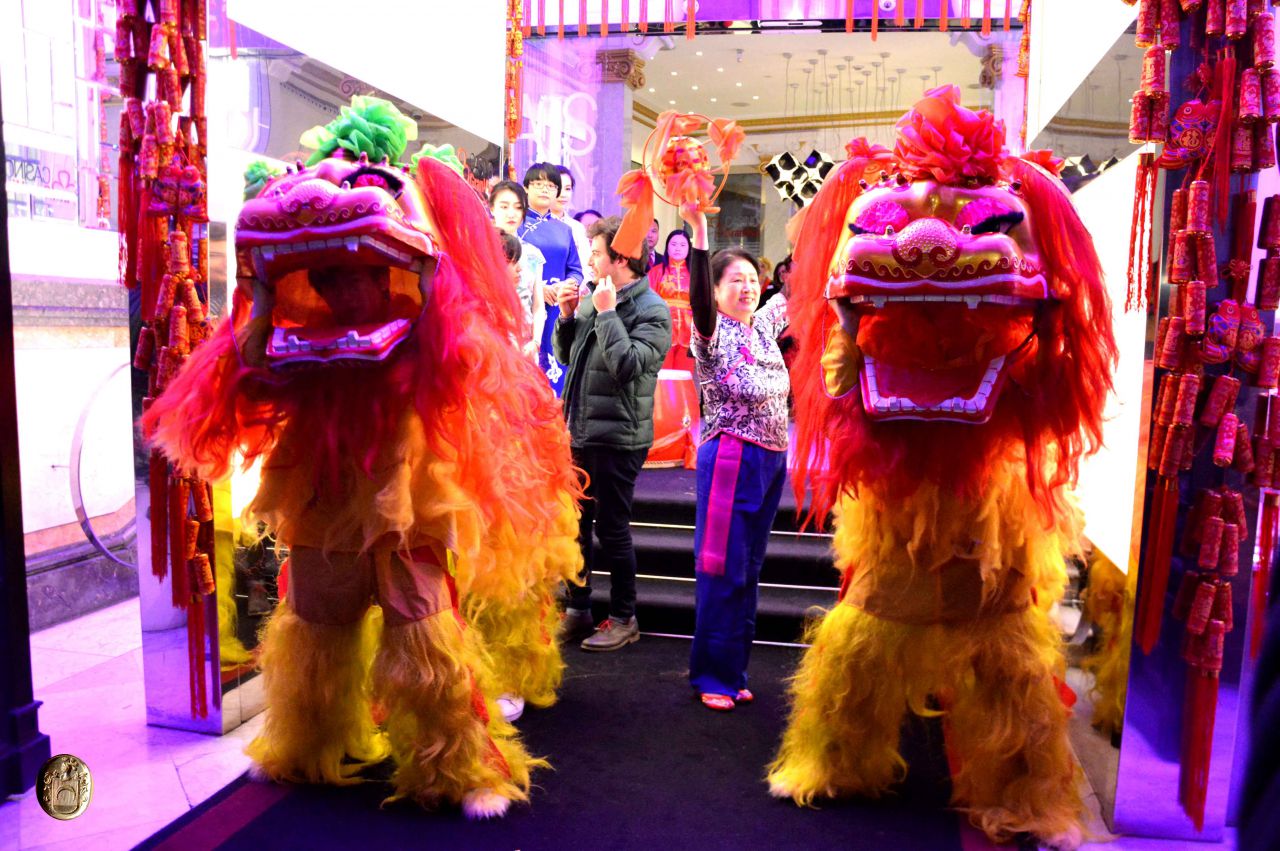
518 162 583 396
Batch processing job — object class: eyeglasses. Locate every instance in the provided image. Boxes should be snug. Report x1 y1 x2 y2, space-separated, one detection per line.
527 180 558 192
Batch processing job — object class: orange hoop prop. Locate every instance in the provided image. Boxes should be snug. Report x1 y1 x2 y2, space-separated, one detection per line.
611 110 745 258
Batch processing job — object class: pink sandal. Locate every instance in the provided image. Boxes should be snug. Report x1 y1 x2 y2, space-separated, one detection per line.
700 693 735 711
736 689 754 704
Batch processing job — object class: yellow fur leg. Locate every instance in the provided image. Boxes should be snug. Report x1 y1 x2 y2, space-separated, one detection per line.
373 610 543 808
947 608 1084 845
246 604 387 785
770 600 1083 845
464 586 564 708
768 603 913 803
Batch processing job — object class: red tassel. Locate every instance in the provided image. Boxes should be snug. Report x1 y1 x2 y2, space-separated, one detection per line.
916 0 925 28
847 0 854 32
619 0 626 31
538 0 546 35
559 0 566 37
522 0 531 37
580 0 588 36
939 0 949 31
1179 620 1224 831
1005 0 1013 29
962 0 971 28
188 597 207 718
664 0 672 33
149 450 168 580
1138 476 1180 654
1213 56 1239 226
686 0 694 39
872 0 879 39
169 476 189 608
1252 493 1278 658
895 0 905 25
982 0 992 35
639 0 647 32
1128 152 1159 311
601 0 608 34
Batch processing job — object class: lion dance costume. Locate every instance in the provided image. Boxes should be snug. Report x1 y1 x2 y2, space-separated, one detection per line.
767 87 1117 849
143 98 582 818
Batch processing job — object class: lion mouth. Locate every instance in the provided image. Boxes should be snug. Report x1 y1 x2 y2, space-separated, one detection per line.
833 296 1036 423
244 233 433 369
861 354 1007 422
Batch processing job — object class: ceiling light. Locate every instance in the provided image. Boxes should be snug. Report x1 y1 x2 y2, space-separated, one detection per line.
710 97 717 102
752 95 759 99
717 67 724 72
648 87 655 92
692 85 699 90
669 99 676 105
695 50 703 56
671 71 678 76
735 81 742 87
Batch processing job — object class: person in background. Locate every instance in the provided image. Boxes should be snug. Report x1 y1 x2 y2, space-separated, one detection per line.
497 230 541 361
760 255 797 375
758 254 790 308
645 218 665 271
553 165 592 276
758 257 774 295
683 208 790 712
574 209 603 231
489 181 545 359
649 228 695 371
519 162 584 396
555 216 672 652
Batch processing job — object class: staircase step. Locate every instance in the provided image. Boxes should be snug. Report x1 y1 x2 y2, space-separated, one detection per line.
630 466 827 534
575 574 838 645
605 525 839 589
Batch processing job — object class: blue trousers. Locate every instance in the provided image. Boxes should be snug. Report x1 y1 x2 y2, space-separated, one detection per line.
689 434 787 696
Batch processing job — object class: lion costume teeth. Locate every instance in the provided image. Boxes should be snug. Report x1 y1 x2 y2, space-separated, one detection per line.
770 86 1118 849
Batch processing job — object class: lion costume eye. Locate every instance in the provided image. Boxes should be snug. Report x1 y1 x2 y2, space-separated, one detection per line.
956 197 1024 236
969 211 1025 235
850 199 910 237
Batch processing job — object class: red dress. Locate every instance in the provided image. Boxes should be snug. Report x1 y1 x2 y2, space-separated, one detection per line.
652 261 694 372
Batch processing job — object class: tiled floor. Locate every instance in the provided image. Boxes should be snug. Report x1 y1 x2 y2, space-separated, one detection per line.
1 599 262 851
0 598 1237 850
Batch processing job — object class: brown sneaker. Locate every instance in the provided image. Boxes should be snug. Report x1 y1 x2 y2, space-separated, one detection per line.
558 607 595 643
580 616 639 651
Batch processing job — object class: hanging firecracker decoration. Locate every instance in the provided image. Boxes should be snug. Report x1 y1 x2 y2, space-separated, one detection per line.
119 0 214 721
1129 0 1280 832
506 0 525 175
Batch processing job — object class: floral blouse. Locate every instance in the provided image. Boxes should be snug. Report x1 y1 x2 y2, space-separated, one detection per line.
689 248 789 452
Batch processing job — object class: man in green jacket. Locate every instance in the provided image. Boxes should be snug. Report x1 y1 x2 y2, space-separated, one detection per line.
554 216 672 651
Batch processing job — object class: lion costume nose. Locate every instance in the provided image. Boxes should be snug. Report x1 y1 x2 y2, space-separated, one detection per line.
892 218 961 272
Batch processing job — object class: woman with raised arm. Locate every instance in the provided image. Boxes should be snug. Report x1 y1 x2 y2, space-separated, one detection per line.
684 208 791 712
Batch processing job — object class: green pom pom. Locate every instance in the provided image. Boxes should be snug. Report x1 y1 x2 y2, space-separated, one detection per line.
300 95 419 166
243 160 284 200
410 143 465 178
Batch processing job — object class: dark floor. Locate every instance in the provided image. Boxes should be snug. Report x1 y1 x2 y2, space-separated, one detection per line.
139 637 976 851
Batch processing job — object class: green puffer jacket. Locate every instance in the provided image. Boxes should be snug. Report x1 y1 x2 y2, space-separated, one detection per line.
554 276 673 451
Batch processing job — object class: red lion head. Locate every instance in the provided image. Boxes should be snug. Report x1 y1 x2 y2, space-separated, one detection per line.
790 86 1117 523
142 154 577 542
